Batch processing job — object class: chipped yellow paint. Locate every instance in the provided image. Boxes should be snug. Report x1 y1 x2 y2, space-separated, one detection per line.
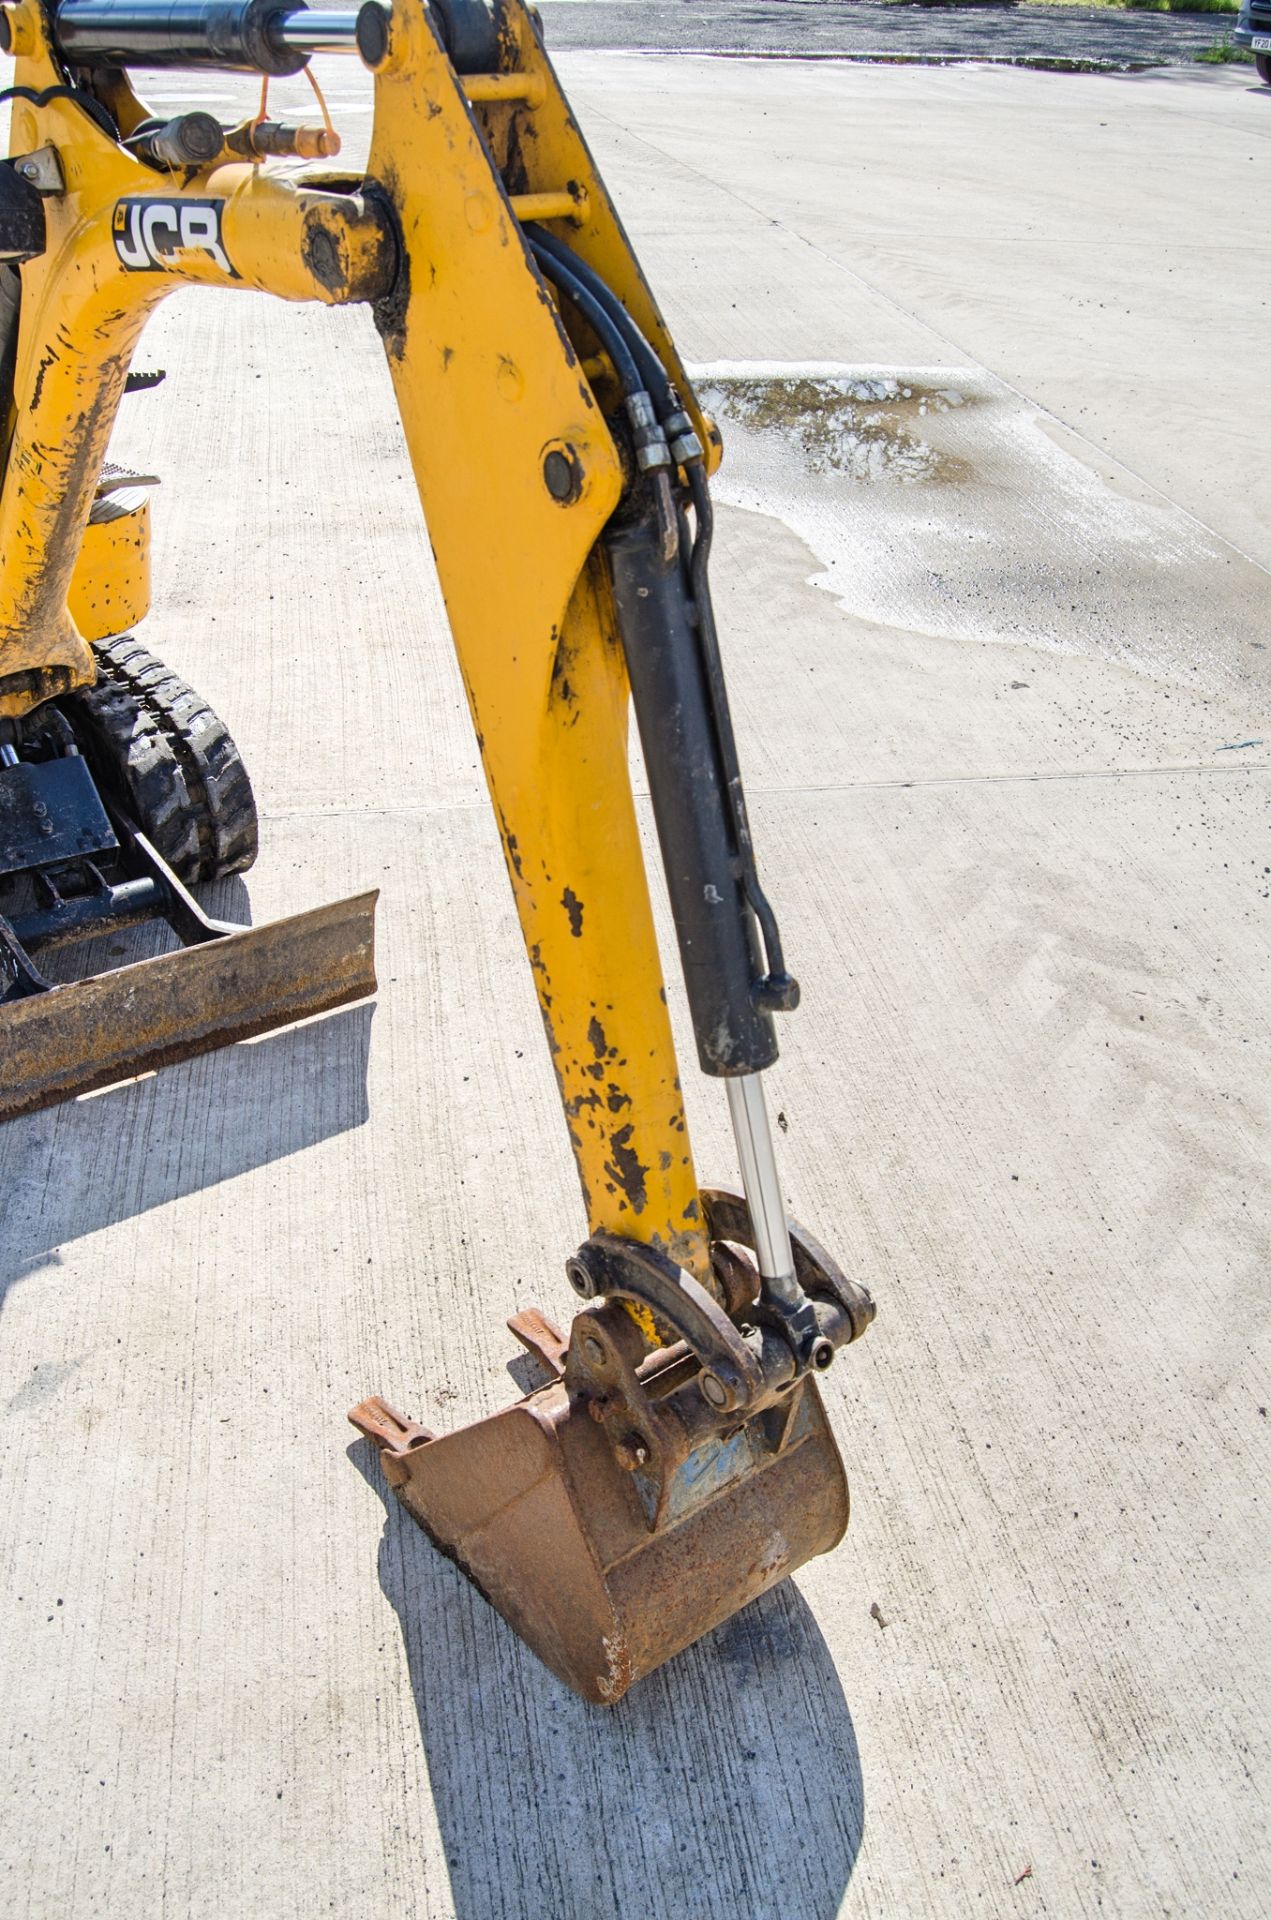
625 1301 663 1348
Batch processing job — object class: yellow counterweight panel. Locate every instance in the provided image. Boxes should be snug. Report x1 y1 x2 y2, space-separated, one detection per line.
67 497 151 642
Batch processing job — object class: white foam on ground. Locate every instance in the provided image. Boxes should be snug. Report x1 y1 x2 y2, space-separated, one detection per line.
688 360 1263 700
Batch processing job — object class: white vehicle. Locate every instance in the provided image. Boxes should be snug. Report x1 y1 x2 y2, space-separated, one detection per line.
1235 0 1271 81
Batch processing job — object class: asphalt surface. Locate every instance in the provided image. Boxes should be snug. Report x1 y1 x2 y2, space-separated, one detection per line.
537 2 1238 68
2 44 1268 1920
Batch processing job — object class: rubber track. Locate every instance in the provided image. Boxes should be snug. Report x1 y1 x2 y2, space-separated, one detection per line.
68 637 258 884
63 666 203 879
98 638 258 880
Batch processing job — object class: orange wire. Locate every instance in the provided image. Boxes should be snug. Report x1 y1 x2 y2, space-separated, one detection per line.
303 64 339 153
248 74 270 161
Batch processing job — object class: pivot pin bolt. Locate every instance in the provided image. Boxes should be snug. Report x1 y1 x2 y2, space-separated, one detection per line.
565 1254 595 1298
543 445 582 503
614 1434 650 1472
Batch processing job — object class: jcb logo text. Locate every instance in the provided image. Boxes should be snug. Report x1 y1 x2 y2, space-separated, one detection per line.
113 198 237 277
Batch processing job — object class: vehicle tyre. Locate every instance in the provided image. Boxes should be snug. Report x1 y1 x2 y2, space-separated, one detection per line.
1257 52 1271 85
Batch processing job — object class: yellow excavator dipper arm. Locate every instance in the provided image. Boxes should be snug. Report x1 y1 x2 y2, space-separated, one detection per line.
0 0 874 1701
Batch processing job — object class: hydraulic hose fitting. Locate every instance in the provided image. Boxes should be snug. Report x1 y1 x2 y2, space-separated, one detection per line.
663 406 704 467
753 964 800 1014
624 391 671 474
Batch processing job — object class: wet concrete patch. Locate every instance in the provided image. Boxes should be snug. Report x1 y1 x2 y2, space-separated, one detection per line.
694 361 1271 707
697 373 971 485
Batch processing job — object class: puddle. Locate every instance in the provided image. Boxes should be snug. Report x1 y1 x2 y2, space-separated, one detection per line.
697 374 971 486
689 361 1270 705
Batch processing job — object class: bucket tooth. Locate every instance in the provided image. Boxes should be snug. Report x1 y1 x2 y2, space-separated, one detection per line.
506 1306 569 1378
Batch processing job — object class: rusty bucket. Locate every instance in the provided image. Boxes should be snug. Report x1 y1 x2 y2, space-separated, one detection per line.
351 1189 873 1704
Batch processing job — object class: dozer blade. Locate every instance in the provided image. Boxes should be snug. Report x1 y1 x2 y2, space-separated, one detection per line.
351 1359 849 1706
0 891 377 1122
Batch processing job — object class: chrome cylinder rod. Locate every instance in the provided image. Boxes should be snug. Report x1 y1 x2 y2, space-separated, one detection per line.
725 1072 797 1286
273 9 361 51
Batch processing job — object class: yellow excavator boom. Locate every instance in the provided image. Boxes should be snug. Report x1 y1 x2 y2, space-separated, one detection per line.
0 0 874 1700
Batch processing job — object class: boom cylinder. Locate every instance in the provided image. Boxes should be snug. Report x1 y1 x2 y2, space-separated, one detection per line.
50 0 359 72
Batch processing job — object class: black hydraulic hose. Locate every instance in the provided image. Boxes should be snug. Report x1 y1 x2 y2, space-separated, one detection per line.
525 224 678 423
686 461 796 1005
528 240 644 400
0 84 117 137
531 227 797 1007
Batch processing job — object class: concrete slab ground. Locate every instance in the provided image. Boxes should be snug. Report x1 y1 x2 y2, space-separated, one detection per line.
2 51 1268 1920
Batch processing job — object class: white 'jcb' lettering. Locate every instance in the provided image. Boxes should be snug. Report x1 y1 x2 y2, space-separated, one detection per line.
177 206 231 275
113 199 234 276
141 203 181 265
113 203 149 271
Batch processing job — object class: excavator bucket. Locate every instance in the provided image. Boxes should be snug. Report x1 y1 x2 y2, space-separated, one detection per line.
352 1195 874 1704
0 889 378 1123
352 1370 847 1705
